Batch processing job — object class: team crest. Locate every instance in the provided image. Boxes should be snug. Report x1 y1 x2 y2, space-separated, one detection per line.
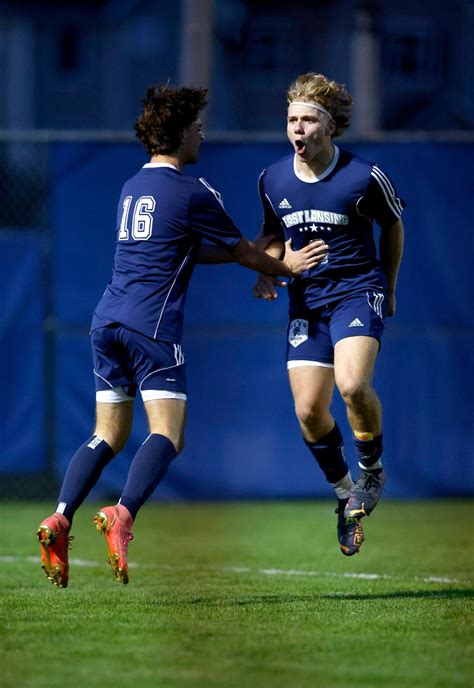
288 319 308 348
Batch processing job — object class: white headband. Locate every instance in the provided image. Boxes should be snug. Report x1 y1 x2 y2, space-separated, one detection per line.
289 101 333 120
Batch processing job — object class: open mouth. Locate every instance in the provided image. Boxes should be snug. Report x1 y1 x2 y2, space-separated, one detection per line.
295 140 306 155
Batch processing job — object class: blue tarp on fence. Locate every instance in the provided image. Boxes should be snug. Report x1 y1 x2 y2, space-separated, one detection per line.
0 233 46 472
1 141 472 498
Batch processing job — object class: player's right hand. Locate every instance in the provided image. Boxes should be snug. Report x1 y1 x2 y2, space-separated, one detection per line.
283 238 329 276
253 274 287 301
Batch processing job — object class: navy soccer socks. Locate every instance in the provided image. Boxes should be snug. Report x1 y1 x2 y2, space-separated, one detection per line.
354 433 383 471
119 433 177 520
304 423 353 498
56 435 115 523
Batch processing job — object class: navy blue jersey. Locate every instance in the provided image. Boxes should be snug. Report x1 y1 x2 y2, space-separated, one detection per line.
92 163 242 341
259 146 405 311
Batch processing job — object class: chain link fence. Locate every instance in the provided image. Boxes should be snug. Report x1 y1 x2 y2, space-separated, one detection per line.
0 142 50 230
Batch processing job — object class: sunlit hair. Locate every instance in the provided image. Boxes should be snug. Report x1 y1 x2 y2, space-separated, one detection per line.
134 84 208 155
287 73 353 138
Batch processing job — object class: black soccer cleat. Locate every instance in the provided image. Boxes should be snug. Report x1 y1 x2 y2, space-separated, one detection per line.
344 468 386 519
336 500 364 556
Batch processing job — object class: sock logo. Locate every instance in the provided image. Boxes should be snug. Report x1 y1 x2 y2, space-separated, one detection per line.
87 436 103 449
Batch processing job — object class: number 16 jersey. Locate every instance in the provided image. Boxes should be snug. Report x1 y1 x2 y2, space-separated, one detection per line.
91 163 242 342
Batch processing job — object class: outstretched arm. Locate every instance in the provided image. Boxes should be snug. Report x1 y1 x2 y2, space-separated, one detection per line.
197 234 278 264
379 219 404 316
197 244 234 264
231 237 328 278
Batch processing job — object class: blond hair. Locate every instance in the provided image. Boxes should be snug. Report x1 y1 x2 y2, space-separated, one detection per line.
287 73 353 138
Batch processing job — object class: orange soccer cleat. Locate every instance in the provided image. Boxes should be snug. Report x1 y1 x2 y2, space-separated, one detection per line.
93 505 134 584
36 513 73 588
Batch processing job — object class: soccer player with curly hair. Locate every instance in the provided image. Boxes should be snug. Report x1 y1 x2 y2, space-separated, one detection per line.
36 83 328 588
253 73 405 556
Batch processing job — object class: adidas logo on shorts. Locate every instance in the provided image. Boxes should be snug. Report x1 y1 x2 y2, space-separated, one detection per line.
349 318 364 327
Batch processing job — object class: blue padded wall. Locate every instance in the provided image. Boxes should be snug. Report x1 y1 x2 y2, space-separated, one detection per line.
49 141 473 499
0 233 46 473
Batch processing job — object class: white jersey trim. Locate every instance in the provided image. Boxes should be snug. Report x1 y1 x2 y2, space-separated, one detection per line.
287 360 334 369
293 145 340 184
371 166 403 219
258 170 282 230
264 192 279 217
355 196 372 225
198 177 225 208
153 247 193 339
143 163 179 171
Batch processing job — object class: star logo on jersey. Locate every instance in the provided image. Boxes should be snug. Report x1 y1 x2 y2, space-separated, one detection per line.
349 318 364 327
278 198 292 209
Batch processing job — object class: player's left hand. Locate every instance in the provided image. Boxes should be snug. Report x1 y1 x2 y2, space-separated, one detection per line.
283 238 329 275
253 274 287 300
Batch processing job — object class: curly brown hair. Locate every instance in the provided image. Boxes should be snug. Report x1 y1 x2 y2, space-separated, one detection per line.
287 73 353 138
134 85 208 155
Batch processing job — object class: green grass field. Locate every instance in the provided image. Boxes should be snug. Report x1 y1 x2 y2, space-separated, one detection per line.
0 500 472 688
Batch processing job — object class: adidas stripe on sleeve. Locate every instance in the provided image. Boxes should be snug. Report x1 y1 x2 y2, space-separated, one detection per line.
368 165 406 225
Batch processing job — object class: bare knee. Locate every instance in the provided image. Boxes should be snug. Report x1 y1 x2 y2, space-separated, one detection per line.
337 378 370 406
93 400 133 455
294 399 330 436
295 400 316 427
109 432 130 454
93 425 130 454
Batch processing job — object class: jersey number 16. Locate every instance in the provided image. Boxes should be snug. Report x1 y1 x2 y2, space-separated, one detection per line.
118 195 156 241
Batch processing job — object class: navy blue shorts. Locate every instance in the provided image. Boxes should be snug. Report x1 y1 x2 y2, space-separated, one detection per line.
91 324 187 403
286 290 387 369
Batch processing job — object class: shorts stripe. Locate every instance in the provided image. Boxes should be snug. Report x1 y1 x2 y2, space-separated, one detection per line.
96 387 134 403
141 390 187 402
138 362 184 390
93 369 114 389
287 360 334 370
367 291 384 319
173 344 185 365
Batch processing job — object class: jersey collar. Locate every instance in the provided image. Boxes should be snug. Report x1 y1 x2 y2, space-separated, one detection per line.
293 145 340 183
143 163 179 171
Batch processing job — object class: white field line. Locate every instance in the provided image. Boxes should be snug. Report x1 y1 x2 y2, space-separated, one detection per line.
0 555 469 586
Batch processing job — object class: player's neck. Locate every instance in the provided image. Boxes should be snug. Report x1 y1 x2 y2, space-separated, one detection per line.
150 154 183 171
295 143 335 180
